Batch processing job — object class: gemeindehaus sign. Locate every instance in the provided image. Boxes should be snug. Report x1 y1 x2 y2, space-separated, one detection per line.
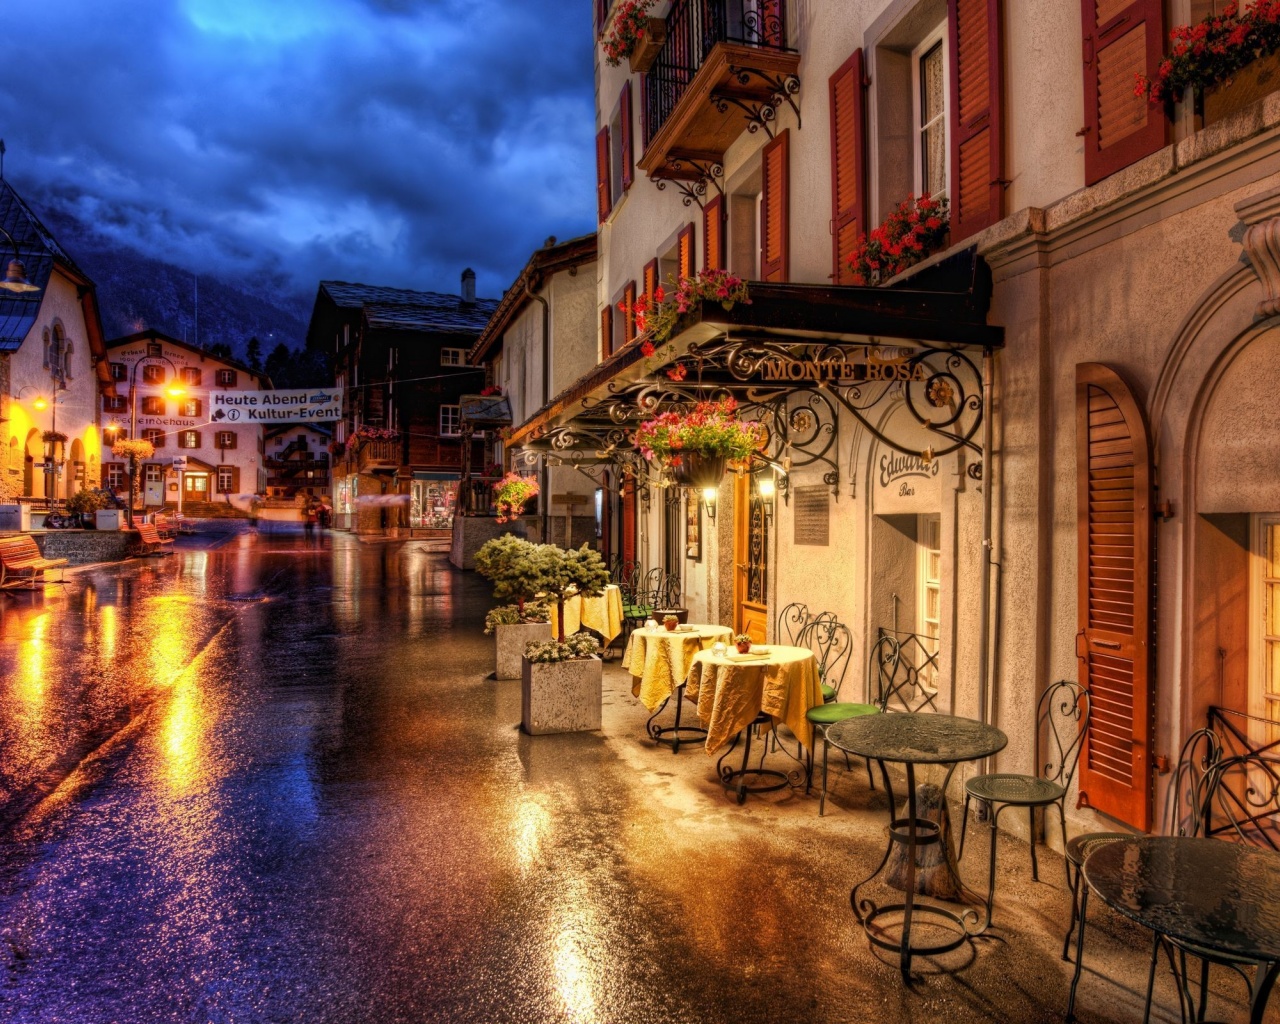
210 388 342 423
758 347 928 383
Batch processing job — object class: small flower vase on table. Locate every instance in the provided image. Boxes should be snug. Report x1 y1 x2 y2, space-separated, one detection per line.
734 634 752 654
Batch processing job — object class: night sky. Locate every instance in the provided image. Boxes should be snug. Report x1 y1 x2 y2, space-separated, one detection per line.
0 0 597 302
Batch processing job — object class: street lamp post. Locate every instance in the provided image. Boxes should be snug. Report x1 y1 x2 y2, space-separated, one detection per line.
15 384 62 508
125 355 184 526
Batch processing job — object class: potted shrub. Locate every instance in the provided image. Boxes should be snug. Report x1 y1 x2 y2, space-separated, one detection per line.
492 472 539 524
475 535 551 679
65 488 107 528
521 633 603 735
632 396 767 489
735 633 753 654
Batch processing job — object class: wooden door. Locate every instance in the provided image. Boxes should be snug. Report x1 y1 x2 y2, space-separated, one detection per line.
733 472 769 642
621 477 637 574
1076 362 1154 830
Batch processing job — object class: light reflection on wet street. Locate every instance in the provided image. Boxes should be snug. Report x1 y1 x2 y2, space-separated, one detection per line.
0 534 1202 1023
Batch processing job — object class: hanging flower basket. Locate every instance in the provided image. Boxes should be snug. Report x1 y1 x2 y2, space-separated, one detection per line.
670 451 727 489
632 397 766 486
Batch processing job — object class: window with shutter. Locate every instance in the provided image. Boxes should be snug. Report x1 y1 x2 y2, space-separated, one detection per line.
623 281 637 344
948 0 1004 240
703 194 725 271
620 81 634 192
677 223 695 281
1081 0 1165 186
596 127 613 223
1076 362 1154 831
643 258 658 307
830 49 867 284
760 130 790 282
622 477 636 571
601 305 614 360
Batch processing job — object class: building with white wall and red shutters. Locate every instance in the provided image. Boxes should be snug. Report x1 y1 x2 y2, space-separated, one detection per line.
103 330 269 508
503 0 1280 851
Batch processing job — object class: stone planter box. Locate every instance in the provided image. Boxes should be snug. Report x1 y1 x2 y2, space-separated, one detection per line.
1204 51 1280 127
521 656 603 735
495 621 551 680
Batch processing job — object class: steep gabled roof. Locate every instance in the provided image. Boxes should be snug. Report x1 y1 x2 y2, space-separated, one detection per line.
0 179 86 351
317 280 498 334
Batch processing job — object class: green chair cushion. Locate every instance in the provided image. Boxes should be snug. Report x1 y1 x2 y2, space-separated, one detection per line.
623 605 653 619
807 702 879 725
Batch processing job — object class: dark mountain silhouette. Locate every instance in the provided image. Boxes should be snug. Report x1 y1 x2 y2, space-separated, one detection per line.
21 189 312 362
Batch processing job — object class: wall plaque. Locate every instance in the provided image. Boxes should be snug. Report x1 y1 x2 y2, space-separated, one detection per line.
793 486 830 546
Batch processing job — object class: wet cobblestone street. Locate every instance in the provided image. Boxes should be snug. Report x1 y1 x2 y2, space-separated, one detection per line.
0 534 1254 1023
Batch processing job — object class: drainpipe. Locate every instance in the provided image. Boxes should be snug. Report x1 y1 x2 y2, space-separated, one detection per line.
524 277 551 543
977 349 996 762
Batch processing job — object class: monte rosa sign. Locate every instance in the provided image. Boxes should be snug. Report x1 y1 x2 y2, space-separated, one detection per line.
210 388 341 423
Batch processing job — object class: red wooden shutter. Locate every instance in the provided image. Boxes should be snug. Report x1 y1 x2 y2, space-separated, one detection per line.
1081 0 1165 186
643 258 658 306
829 49 867 284
760 130 790 282
677 223 695 280
703 194 725 271
947 0 1003 241
623 281 637 344
596 127 612 223
620 81 634 192
1076 362 1154 831
601 305 613 359
229 467 241 494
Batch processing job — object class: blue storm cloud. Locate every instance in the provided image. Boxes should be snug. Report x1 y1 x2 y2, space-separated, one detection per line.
0 0 596 300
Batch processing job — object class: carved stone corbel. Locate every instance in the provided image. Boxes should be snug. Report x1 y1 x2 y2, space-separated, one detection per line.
1235 185 1280 317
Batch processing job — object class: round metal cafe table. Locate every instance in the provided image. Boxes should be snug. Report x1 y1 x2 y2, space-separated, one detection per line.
826 712 1007 978
1083 837 1280 1024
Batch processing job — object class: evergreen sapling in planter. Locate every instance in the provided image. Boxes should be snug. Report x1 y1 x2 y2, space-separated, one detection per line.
474 535 551 680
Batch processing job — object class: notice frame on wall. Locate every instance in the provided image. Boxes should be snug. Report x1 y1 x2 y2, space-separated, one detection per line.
793 485 831 546
686 494 702 562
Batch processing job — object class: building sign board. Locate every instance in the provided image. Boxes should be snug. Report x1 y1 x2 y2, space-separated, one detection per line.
874 450 942 514
210 388 341 423
757 348 929 384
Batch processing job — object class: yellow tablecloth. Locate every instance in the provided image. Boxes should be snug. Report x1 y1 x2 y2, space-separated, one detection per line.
685 645 822 754
623 624 734 712
549 584 624 644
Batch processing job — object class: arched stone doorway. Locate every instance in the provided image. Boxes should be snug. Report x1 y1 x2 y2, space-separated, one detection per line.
68 438 85 500
24 429 41 499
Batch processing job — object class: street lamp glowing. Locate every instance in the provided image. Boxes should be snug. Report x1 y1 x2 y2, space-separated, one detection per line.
32 396 47 410
166 385 185 398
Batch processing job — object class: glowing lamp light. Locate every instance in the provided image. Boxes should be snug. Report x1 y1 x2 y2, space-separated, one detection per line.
702 486 717 524
166 385 185 398
32 396 48 410
758 477 776 524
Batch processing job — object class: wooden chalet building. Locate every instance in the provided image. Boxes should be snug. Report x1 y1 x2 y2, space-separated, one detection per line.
306 272 498 534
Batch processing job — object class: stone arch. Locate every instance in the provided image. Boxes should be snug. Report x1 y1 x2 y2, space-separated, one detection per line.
23 428 41 498
69 438 85 499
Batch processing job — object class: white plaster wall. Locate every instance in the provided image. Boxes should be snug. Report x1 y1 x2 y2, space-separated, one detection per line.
1 271 102 500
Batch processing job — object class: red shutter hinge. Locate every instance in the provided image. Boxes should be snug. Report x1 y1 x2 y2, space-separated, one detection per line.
1155 499 1174 521
1153 754 1171 775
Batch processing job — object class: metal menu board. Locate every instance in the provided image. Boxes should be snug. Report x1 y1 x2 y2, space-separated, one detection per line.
793 486 830 546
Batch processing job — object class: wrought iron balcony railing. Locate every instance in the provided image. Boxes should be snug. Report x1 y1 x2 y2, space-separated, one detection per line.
643 0 791 146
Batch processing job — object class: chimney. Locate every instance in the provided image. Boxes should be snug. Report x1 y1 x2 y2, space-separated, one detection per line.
461 268 476 305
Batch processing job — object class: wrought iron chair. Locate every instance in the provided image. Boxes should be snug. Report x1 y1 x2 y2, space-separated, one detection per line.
620 567 662 647
805 627 895 816
1062 726 1221 1023
958 679 1090 924
878 628 940 712
776 602 811 647
652 571 688 624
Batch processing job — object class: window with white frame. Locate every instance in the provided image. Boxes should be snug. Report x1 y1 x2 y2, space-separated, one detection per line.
215 369 237 387
440 404 461 437
179 430 200 449
180 366 202 386
913 29 948 201
440 348 466 367
217 467 235 493
917 513 942 692
105 463 125 489
1252 516 1280 745
215 431 237 450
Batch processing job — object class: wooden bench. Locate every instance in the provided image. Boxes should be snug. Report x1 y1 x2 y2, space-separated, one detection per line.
0 535 69 590
172 512 195 535
153 514 177 540
135 522 175 555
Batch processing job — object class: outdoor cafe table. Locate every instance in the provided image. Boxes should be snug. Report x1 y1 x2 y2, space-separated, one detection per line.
1082 837 1280 1024
623 623 733 751
549 584 624 646
685 645 822 802
825 712 1008 978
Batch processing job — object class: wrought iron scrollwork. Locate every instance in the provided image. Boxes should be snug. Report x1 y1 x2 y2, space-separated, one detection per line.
711 67 802 138
654 157 724 208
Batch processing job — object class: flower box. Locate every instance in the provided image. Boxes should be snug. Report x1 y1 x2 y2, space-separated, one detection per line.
495 621 551 680
1204 50 1280 127
521 655 603 735
670 451 727 489
628 17 666 73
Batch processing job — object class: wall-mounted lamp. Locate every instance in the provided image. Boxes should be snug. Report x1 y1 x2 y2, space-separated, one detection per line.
0 225 40 295
758 476 776 524
701 486 717 524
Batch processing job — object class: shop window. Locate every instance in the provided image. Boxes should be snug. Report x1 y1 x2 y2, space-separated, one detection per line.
914 31 948 201
440 405 461 437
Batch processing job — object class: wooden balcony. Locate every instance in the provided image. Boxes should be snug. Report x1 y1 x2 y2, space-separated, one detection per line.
638 0 800 182
356 439 401 473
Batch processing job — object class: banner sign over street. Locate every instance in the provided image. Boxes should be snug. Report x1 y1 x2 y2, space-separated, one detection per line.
210 388 342 423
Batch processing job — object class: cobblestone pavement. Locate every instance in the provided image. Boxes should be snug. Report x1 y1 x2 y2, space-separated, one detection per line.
0 533 1250 1022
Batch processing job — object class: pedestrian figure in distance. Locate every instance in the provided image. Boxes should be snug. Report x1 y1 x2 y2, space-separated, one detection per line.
317 497 332 530
304 500 318 540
